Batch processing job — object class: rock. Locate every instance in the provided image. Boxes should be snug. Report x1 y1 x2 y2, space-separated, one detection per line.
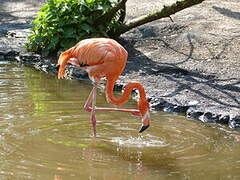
229 116 240 128
186 110 204 120
198 112 220 123
151 98 189 114
66 65 88 80
19 53 41 64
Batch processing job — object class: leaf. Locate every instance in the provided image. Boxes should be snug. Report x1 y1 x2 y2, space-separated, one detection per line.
85 0 94 3
52 35 60 46
63 26 76 37
81 23 95 33
60 38 76 49
26 0 120 54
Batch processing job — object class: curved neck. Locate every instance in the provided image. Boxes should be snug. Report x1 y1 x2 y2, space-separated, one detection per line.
105 77 148 113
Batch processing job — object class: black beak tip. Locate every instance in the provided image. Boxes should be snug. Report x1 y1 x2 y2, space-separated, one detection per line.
138 124 150 133
56 64 60 70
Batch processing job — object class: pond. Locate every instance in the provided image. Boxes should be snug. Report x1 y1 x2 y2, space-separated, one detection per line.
0 60 240 180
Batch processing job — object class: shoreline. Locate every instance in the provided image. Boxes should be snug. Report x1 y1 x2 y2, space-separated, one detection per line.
0 0 239 128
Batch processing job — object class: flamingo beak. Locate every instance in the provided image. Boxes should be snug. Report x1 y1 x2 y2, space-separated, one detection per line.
138 110 150 133
139 124 150 133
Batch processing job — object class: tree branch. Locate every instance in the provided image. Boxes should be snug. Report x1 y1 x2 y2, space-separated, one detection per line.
96 0 128 25
112 0 205 37
118 1 126 23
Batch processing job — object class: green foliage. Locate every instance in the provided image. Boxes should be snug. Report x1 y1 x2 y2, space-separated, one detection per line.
26 0 120 55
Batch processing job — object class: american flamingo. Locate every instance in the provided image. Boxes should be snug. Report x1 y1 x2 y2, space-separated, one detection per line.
57 38 150 136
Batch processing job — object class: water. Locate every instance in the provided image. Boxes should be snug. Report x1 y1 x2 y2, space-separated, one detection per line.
0 60 240 180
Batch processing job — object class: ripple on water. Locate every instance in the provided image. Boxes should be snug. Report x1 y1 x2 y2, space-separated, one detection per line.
0 61 240 180
110 135 168 148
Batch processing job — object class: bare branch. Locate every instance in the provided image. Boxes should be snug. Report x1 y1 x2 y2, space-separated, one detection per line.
118 1 126 23
112 0 205 37
96 0 128 25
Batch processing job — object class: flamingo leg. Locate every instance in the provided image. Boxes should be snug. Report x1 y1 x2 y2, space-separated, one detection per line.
96 107 140 116
83 81 149 135
91 84 97 137
85 105 141 116
84 92 141 116
84 82 98 137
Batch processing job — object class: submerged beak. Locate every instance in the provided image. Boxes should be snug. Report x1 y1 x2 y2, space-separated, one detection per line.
138 110 150 133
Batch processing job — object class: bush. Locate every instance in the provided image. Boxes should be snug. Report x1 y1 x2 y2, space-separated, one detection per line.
26 0 119 55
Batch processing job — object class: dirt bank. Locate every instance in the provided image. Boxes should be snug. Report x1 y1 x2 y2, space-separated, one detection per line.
0 0 239 127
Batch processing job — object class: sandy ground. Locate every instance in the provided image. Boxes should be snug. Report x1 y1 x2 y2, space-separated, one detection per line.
120 0 240 122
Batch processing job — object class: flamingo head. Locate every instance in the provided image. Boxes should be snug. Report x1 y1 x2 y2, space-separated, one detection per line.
57 52 72 79
138 99 150 133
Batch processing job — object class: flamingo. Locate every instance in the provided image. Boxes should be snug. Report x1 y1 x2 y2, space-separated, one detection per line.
57 38 150 136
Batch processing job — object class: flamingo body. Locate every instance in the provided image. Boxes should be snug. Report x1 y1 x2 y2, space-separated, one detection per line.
58 38 150 136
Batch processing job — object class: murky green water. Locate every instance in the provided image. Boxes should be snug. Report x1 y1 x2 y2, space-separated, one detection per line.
0 60 240 180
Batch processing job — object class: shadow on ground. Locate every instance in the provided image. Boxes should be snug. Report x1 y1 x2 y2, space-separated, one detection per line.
213 6 240 20
119 31 240 108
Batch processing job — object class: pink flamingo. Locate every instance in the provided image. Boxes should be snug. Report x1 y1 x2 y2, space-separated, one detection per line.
57 38 150 136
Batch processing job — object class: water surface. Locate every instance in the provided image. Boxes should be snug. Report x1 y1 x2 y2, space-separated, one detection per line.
0 60 240 180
